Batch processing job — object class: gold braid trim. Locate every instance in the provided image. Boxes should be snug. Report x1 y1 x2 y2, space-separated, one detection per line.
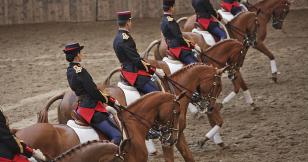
141 60 150 72
14 137 24 153
99 90 109 103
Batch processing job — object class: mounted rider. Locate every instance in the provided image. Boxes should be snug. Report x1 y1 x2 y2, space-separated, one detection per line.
192 0 227 41
221 0 242 16
113 11 165 94
161 0 200 65
0 109 46 162
63 43 122 146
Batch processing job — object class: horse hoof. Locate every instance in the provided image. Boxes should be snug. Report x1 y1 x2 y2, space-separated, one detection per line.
218 143 230 150
272 73 278 83
148 151 158 156
251 103 260 111
197 138 209 148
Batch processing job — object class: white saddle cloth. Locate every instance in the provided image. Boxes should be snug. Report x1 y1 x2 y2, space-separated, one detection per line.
117 82 141 105
67 120 99 144
192 28 216 46
218 9 235 23
162 57 184 74
218 4 247 24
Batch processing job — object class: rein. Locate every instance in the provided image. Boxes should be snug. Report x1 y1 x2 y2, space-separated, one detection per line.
162 73 220 112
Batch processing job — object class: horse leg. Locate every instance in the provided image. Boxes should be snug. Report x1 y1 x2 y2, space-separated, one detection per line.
175 132 195 162
161 146 175 162
222 72 242 105
254 42 278 82
200 104 225 148
236 71 256 107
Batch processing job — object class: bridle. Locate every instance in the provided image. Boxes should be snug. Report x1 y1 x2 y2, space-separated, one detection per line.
115 97 180 146
162 70 221 113
272 1 290 28
245 0 290 29
225 12 259 47
197 48 244 80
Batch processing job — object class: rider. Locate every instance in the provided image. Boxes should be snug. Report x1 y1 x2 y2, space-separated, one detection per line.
113 11 165 94
161 0 199 65
221 0 242 16
63 43 122 146
0 109 46 162
192 0 227 41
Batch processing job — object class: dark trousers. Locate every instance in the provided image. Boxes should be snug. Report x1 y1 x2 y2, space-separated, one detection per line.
208 22 227 41
92 117 122 146
179 50 198 65
231 6 242 15
137 79 160 94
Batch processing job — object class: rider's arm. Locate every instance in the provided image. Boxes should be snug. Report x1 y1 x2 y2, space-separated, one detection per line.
204 0 218 18
77 68 116 106
119 42 156 74
168 21 191 47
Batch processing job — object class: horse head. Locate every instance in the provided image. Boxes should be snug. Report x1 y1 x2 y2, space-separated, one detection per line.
156 92 182 146
272 0 291 29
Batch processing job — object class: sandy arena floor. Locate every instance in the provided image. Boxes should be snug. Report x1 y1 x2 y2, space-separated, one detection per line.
0 9 307 162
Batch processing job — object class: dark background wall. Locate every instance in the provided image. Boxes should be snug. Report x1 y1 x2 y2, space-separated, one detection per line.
0 0 306 25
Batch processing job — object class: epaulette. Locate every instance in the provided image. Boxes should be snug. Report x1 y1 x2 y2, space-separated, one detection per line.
167 16 174 22
122 33 129 40
73 65 83 73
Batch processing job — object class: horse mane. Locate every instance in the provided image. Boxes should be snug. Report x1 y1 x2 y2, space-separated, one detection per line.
204 39 239 53
125 91 173 110
170 63 213 79
50 140 111 162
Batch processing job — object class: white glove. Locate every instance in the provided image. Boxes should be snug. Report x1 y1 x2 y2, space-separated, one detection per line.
106 105 118 115
32 149 46 161
194 44 202 53
155 68 165 77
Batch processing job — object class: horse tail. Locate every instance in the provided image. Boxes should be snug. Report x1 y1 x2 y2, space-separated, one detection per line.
102 67 122 88
37 92 65 123
142 39 161 59
176 17 188 26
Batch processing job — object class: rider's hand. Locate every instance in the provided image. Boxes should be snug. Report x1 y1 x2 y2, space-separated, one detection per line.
155 68 165 77
194 44 202 53
32 149 46 161
106 105 118 115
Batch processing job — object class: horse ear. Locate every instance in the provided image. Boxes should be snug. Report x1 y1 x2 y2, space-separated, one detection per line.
175 91 187 101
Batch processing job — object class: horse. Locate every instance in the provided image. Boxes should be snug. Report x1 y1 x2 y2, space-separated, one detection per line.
39 63 225 162
50 140 119 162
101 63 227 162
143 39 256 107
244 0 291 82
16 92 182 162
179 0 291 82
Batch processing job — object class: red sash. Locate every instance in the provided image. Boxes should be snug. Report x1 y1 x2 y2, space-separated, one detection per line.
121 69 151 86
0 155 29 162
77 101 107 124
221 1 240 12
168 46 192 59
197 17 215 30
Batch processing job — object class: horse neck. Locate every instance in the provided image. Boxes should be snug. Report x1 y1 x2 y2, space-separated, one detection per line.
122 93 171 138
205 41 235 68
257 0 282 16
52 141 116 162
171 64 214 93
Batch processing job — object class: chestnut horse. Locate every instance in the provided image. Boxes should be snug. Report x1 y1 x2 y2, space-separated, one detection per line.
50 140 119 162
244 0 291 81
39 63 224 162
179 0 291 82
143 39 256 106
16 92 181 162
